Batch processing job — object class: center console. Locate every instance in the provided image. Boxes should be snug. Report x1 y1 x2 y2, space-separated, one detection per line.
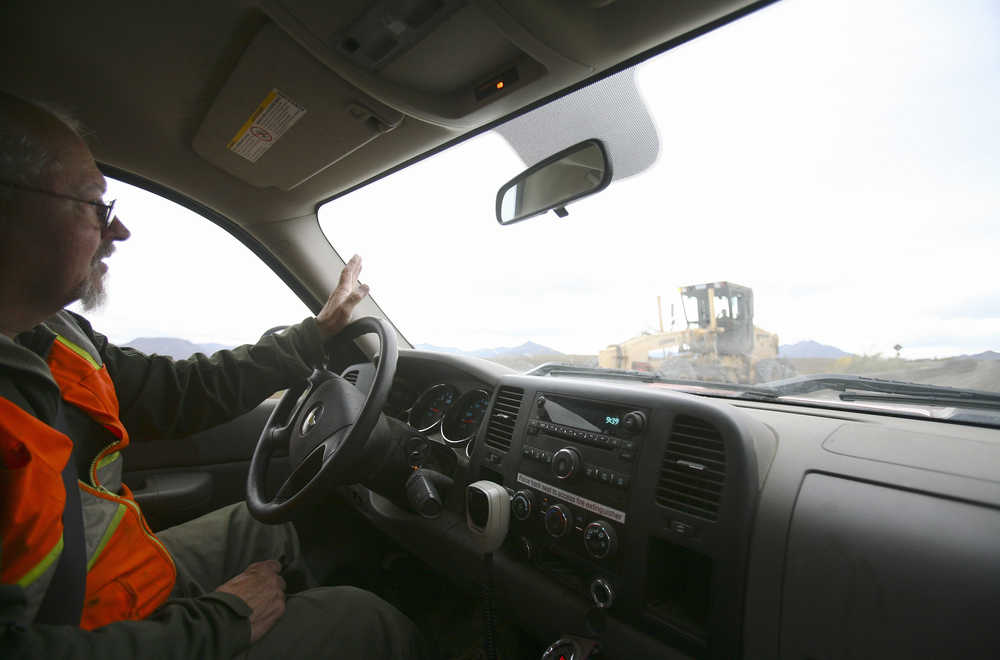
470 374 776 659
509 393 646 607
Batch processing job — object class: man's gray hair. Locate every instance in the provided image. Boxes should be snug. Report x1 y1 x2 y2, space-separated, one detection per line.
0 93 87 195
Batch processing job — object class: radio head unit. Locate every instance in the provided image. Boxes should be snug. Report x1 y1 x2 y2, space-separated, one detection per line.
511 392 648 568
536 394 643 438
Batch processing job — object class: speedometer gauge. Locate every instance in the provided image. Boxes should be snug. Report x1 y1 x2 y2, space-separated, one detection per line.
408 384 459 432
441 389 490 445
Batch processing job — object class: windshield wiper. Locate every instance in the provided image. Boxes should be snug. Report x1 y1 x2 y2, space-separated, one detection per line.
748 374 1000 410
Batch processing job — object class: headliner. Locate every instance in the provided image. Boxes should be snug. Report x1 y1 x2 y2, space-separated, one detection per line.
0 0 767 230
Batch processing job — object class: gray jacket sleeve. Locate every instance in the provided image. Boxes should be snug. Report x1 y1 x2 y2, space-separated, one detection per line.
75 313 328 441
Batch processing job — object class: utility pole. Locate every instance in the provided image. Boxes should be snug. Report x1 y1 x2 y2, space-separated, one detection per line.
657 295 664 333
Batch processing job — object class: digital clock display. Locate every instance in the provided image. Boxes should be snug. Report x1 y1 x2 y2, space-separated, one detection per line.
538 395 634 437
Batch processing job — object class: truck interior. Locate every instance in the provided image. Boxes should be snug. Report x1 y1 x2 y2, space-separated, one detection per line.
4 0 999 658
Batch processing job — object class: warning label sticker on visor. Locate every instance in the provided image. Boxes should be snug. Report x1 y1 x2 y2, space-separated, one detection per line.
227 89 306 163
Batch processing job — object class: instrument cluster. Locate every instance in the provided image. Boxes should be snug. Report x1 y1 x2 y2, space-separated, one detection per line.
407 383 491 450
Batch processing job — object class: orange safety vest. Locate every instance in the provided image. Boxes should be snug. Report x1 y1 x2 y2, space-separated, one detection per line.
0 315 175 629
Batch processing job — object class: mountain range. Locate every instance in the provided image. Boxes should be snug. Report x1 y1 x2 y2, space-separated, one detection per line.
415 341 563 358
963 350 1000 360
124 337 232 360
778 340 851 359
420 339 862 361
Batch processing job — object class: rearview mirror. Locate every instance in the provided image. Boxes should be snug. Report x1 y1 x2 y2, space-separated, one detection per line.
495 139 612 225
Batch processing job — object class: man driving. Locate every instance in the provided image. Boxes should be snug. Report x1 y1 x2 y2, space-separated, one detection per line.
0 93 426 658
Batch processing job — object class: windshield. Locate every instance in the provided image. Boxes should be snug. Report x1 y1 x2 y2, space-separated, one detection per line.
319 0 1000 413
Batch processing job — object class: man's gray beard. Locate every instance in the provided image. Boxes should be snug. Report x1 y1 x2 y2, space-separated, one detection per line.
77 243 114 311
78 268 107 311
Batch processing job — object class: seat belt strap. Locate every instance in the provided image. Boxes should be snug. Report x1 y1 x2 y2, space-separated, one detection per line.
32 403 87 626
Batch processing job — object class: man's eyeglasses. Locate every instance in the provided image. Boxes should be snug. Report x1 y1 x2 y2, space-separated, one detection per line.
0 181 116 231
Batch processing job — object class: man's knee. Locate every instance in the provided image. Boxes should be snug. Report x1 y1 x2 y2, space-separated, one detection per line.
250 586 426 659
302 585 419 637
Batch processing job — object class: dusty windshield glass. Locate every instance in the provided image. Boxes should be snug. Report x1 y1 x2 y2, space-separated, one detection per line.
319 0 1000 410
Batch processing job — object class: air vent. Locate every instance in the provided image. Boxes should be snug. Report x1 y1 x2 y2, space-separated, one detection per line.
343 370 359 385
483 386 524 453
656 416 726 522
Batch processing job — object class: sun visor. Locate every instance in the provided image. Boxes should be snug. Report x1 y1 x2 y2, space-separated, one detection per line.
193 22 403 190
494 69 658 181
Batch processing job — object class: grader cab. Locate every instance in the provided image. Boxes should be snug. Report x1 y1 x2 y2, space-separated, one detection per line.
679 282 758 356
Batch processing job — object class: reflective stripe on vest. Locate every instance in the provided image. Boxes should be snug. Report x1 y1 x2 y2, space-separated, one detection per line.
1 327 176 628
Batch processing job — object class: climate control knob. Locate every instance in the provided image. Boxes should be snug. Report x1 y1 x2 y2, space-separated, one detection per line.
551 447 581 480
544 504 573 538
583 520 618 559
510 490 535 521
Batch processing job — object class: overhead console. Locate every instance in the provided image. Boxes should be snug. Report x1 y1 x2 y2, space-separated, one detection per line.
469 375 776 658
261 0 587 129
258 0 759 130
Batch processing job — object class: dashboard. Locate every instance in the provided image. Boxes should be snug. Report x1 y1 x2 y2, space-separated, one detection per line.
341 349 1000 659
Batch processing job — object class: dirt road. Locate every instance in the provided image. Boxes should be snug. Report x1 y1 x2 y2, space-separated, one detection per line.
868 358 1000 391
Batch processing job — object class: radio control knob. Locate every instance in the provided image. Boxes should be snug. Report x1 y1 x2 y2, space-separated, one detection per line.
622 411 646 434
510 490 535 521
583 520 618 559
544 504 573 538
551 447 581 480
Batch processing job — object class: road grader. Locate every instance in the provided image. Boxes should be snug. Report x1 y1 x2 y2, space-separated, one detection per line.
598 282 790 384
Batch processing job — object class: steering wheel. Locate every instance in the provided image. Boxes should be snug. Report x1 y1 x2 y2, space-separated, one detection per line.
247 317 397 523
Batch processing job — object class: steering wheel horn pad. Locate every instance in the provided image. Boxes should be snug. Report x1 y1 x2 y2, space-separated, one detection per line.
289 377 366 467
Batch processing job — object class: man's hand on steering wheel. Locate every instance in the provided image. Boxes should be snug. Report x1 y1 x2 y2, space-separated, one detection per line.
316 254 369 338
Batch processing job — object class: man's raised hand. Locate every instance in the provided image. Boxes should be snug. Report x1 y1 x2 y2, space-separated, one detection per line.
316 254 370 338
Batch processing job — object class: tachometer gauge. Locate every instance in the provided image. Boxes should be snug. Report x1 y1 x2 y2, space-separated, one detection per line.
441 389 490 445
408 384 459 433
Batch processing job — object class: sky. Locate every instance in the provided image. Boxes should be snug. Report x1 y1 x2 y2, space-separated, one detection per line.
78 0 1000 361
